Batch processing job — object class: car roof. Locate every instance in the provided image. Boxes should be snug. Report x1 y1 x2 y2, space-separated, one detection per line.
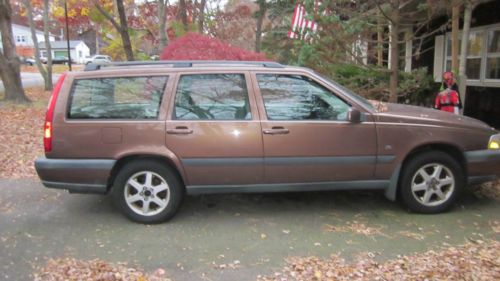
83 60 292 71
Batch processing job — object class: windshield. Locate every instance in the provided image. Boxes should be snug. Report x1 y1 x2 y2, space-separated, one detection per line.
314 72 376 111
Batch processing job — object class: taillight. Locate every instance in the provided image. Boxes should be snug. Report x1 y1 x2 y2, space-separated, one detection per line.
44 73 67 153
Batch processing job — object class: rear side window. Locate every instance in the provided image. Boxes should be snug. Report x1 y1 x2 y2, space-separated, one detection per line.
174 74 251 120
68 76 168 119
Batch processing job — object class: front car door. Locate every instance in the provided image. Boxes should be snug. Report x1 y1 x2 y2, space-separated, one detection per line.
165 71 263 187
252 71 378 184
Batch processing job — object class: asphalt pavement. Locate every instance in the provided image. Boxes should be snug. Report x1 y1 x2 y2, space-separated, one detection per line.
0 73 61 93
0 179 499 280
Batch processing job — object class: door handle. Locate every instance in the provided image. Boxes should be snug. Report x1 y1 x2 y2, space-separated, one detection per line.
167 126 193 135
263 127 289 135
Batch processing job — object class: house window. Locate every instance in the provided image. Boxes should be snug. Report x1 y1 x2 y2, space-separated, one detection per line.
441 24 500 84
445 31 483 80
486 30 500 80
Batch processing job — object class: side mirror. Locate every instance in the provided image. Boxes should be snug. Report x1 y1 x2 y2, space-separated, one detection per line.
347 108 362 123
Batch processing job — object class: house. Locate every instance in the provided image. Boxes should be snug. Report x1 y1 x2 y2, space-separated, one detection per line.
10 23 55 57
431 1 499 129
360 1 499 129
39 40 91 64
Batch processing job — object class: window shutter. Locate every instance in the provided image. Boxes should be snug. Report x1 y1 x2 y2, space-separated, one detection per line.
434 35 445 82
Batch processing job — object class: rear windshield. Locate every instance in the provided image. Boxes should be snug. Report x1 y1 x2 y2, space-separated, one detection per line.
68 76 168 119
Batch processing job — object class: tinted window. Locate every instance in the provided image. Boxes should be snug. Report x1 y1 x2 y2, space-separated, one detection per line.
257 74 349 121
174 74 251 120
68 76 167 119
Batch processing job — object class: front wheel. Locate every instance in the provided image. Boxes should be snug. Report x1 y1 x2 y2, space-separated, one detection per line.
400 151 464 214
111 160 184 223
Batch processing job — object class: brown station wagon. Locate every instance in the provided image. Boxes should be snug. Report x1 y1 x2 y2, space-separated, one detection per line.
35 61 500 223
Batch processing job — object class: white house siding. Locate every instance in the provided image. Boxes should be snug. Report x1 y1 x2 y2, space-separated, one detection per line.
11 24 55 47
74 42 90 63
40 41 90 64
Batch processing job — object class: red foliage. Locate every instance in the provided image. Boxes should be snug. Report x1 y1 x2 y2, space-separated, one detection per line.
160 32 268 61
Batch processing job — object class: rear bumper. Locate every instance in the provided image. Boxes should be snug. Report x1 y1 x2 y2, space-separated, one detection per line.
35 157 116 194
465 150 500 185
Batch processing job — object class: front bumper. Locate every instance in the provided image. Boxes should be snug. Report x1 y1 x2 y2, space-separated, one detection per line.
465 149 500 185
35 157 116 194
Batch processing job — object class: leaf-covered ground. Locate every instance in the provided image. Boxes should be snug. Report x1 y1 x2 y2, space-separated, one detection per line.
33 258 171 281
20 64 84 74
0 87 48 179
259 240 500 281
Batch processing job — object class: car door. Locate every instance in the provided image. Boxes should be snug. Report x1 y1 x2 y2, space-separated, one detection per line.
165 71 264 186
252 72 377 184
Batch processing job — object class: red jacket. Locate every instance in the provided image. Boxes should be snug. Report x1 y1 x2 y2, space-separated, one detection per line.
435 89 460 114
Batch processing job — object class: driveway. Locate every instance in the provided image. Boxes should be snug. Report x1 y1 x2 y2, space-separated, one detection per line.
0 179 498 280
0 73 61 93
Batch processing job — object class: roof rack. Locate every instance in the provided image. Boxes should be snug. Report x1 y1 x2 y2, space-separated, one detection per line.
84 60 285 71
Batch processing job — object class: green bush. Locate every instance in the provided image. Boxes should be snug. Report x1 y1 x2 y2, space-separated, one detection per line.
320 64 439 106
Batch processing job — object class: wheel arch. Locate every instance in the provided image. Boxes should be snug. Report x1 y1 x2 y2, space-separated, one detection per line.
107 154 186 193
385 142 467 201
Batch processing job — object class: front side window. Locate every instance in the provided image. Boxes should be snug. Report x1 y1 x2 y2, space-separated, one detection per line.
174 74 251 120
68 76 168 119
256 74 349 121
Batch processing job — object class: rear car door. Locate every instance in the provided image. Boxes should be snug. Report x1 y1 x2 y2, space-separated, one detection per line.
252 72 378 184
165 71 264 186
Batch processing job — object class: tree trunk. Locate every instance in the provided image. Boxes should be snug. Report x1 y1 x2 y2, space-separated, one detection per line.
458 0 472 114
95 0 135 61
388 0 400 103
43 0 53 90
377 10 383 67
451 1 460 73
198 0 206 34
158 0 169 50
0 0 29 103
255 0 266 53
25 0 53 91
178 0 188 32
116 0 134 61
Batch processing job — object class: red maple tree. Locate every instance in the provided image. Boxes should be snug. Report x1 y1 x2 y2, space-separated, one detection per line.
160 32 268 61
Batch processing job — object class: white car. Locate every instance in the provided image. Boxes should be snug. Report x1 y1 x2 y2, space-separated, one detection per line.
84 55 112 65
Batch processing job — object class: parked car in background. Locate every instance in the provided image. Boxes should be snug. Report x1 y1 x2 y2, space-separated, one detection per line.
34 61 500 224
23 57 36 66
84 55 112 65
39 56 75 65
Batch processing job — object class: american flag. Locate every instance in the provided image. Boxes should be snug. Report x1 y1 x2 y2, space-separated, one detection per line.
288 2 319 39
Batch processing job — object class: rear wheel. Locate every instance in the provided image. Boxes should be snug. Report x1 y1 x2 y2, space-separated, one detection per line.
111 160 184 223
400 151 464 213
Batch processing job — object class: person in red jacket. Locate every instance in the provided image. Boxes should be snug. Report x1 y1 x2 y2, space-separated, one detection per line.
435 71 461 114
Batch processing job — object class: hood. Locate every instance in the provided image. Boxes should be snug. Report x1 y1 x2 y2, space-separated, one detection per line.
374 102 495 132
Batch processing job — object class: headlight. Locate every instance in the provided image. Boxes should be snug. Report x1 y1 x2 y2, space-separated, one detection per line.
489 134 500 150
489 140 499 150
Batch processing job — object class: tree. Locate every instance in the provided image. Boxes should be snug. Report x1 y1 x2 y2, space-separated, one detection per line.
94 0 135 61
255 0 267 52
158 0 169 50
177 0 188 32
24 0 53 91
387 0 400 103
0 0 29 103
160 32 268 60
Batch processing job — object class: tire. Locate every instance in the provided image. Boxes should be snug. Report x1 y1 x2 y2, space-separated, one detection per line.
400 151 464 214
111 160 184 223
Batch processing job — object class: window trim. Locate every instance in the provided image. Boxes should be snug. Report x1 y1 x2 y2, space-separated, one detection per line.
171 72 254 121
66 75 169 121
